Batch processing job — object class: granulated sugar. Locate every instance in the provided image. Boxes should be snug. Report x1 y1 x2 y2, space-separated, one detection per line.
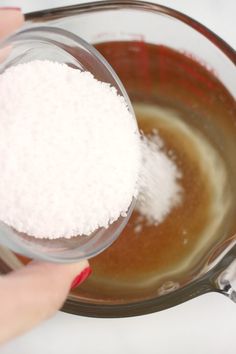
0 60 140 238
136 133 182 225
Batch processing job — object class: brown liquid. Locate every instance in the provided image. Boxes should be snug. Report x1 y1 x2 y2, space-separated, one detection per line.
17 42 236 304
72 42 236 303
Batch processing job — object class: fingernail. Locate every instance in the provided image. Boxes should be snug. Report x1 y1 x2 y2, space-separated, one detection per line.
71 267 92 289
0 7 21 11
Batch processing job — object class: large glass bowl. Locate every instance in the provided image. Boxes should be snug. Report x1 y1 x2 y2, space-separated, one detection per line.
0 0 236 317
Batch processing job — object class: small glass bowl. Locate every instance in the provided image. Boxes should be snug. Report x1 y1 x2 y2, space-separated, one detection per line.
0 26 137 263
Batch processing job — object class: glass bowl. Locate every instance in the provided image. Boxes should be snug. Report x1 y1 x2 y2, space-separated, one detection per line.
0 0 236 318
0 25 136 263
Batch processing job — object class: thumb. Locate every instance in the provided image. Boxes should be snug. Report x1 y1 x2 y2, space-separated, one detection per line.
0 8 24 63
0 260 91 344
0 8 24 39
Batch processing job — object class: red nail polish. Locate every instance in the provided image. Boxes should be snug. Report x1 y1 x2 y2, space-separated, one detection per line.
0 7 21 11
71 267 92 289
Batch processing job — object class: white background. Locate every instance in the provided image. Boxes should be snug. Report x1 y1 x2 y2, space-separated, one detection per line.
1 1 236 353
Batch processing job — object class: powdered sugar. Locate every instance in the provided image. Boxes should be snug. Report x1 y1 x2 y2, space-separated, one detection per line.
0 60 140 238
136 133 182 225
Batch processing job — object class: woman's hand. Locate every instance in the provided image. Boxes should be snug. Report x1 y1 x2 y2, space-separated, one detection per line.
0 260 91 344
0 8 92 345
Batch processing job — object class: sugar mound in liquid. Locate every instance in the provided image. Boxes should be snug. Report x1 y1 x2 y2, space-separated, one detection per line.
0 60 140 238
136 133 182 225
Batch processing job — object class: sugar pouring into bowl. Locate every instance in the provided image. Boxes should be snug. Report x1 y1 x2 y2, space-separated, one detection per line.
0 26 142 262
0 2 236 318
0 25 187 263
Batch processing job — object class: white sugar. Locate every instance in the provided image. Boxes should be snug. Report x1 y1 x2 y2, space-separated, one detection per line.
0 60 140 238
136 134 182 224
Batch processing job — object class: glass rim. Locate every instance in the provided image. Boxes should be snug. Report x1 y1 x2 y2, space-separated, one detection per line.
25 0 236 64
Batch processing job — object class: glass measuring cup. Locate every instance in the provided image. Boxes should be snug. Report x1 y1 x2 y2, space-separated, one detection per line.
0 1 236 317
0 26 136 263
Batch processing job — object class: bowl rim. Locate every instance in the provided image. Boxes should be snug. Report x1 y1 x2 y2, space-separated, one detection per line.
25 0 235 63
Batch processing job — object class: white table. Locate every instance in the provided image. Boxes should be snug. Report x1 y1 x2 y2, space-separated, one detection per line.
1 1 236 353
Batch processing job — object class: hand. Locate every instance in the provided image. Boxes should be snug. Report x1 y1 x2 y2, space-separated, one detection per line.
0 8 91 345
0 260 91 344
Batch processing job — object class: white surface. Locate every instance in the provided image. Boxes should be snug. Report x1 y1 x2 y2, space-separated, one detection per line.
1 1 236 354
2 293 236 354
